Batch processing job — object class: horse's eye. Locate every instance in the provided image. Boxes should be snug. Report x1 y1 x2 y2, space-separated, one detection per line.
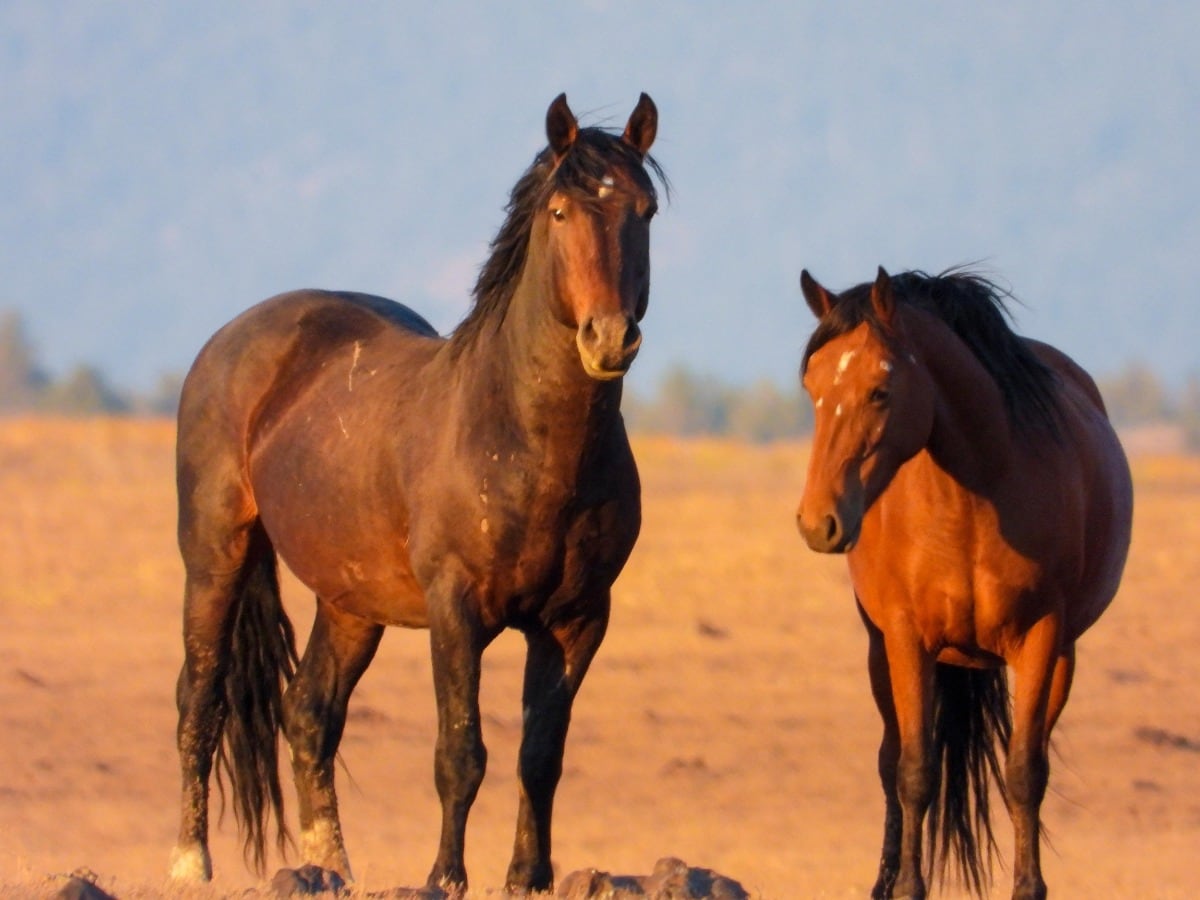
869 386 891 406
551 207 567 222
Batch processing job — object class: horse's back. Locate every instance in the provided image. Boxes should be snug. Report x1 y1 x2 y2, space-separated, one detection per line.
179 290 442 437
186 289 439 382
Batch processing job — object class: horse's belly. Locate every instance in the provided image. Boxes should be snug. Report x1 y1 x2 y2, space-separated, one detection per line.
936 646 1006 669
251 459 428 627
271 528 429 628
329 577 428 628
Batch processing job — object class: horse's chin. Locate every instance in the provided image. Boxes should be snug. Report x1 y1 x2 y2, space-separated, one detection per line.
578 353 634 381
583 366 627 382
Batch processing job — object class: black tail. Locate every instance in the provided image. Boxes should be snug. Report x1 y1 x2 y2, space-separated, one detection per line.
214 522 298 875
926 663 1012 897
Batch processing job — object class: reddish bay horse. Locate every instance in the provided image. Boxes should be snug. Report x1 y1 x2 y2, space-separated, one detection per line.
169 93 664 894
796 267 1132 900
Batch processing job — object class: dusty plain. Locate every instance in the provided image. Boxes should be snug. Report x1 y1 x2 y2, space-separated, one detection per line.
0 418 1197 898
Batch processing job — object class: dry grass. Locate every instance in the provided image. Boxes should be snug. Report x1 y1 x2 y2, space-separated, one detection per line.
0 420 1197 899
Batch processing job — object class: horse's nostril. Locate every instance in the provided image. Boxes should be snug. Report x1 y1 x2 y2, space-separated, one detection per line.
624 320 642 350
580 318 598 343
798 510 845 553
823 514 840 544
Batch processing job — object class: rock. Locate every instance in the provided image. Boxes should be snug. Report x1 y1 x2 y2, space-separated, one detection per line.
359 886 449 899
270 864 347 897
557 866 646 898
556 857 749 900
54 868 116 900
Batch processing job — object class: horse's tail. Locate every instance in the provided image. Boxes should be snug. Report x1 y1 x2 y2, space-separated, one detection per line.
926 662 1012 897
214 521 299 875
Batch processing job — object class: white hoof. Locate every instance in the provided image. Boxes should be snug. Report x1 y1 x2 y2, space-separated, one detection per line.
168 844 212 882
300 819 353 881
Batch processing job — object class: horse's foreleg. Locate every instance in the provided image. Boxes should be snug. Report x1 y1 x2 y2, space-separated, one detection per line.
506 608 609 893
282 599 383 881
1007 619 1070 900
862 612 902 899
426 586 494 892
884 632 935 900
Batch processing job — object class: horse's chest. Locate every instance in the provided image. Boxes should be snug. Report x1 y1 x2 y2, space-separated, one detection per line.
464 467 638 621
853 489 1044 658
502 492 630 591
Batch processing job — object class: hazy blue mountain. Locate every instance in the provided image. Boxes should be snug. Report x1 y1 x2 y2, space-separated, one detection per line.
2 2 1197 394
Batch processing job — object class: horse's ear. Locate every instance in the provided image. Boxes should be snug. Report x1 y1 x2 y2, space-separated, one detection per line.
870 266 896 327
800 269 834 319
623 93 658 157
546 93 578 160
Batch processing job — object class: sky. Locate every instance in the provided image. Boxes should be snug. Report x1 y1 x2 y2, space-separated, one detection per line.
2 2 1198 395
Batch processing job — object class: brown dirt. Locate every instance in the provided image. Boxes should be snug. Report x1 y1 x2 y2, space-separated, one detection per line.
0 419 1197 898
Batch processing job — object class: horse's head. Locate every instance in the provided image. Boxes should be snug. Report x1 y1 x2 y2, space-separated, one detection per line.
795 267 934 553
539 93 659 380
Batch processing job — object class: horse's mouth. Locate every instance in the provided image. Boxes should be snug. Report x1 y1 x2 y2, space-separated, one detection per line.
578 349 637 381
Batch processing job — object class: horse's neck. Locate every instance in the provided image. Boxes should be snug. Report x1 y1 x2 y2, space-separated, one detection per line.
917 322 1016 490
461 277 622 472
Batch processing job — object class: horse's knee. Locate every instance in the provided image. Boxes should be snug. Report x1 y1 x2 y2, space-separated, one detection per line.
435 728 487 800
1006 742 1049 808
518 732 565 802
896 747 935 810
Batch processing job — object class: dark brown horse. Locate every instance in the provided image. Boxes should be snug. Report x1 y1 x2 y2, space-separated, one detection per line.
796 268 1132 899
168 93 663 894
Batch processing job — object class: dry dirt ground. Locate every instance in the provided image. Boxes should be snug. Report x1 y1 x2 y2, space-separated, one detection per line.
0 419 1197 898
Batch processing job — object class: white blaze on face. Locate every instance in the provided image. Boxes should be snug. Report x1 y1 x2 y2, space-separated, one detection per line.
598 174 615 198
833 349 857 385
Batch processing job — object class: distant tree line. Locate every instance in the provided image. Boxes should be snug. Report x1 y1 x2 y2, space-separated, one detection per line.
622 361 1200 448
0 311 181 416
623 365 812 442
2 309 1198 449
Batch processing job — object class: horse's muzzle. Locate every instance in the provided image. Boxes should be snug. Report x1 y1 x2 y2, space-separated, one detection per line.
796 508 858 554
576 314 642 380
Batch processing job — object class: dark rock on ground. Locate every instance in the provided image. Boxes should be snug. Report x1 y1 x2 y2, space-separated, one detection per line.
557 857 749 900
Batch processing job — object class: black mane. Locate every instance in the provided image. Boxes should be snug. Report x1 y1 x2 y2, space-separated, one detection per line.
448 126 667 355
803 269 1062 436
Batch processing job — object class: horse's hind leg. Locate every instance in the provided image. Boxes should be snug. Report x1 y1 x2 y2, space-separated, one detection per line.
1007 619 1073 900
505 609 609 893
282 599 383 880
171 571 240 880
170 484 259 882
